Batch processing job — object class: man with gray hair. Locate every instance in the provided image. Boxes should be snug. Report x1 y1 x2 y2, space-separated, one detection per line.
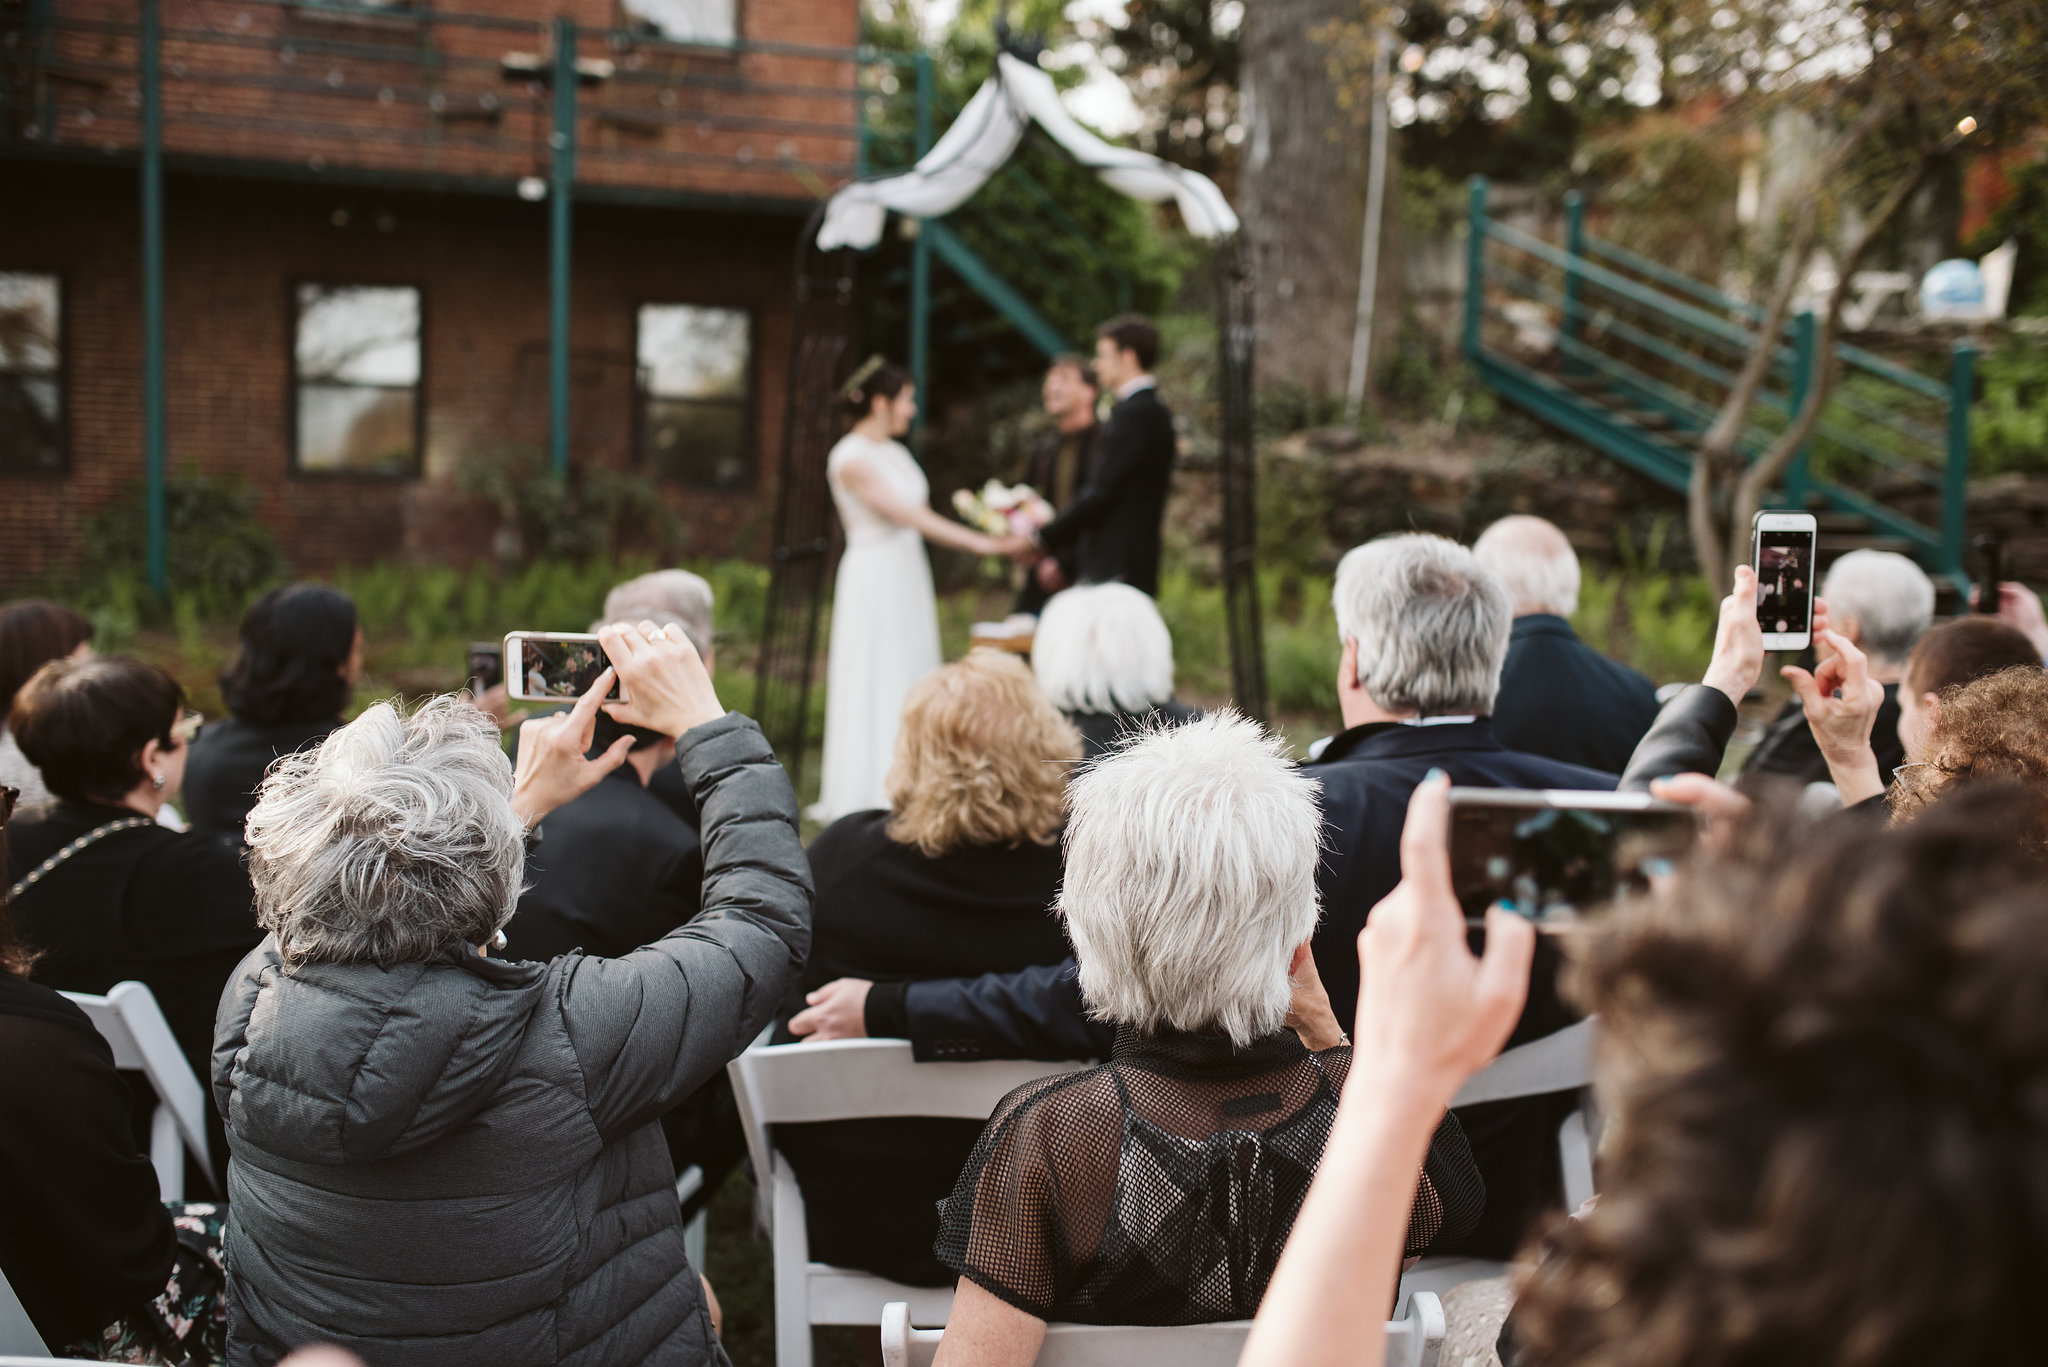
1741 548 1933 783
1474 514 1659 773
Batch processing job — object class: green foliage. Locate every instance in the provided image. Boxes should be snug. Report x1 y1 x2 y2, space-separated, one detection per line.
1973 340 2048 475
82 469 286 619
1572 523 1718 685
458 446 683 565
1964 154 2048 318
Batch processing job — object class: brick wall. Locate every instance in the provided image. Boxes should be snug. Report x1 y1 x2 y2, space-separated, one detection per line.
0 161 801 579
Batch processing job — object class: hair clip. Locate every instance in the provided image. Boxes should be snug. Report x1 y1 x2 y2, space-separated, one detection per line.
840 353 887 402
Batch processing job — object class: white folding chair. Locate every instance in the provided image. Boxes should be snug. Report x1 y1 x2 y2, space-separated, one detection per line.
1399 1018 1598 1306
59 981 212 1200
0 1265 51 1357
727 1037 1088 1367
879 1291 1446 1367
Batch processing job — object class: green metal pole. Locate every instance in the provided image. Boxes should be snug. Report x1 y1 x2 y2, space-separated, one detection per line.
1941 341 1975 580
909 50 932 442
1783 309 1816 509
548 18 577 479
140 0 167 597
1561 190 1585 378
1462 177 1487 365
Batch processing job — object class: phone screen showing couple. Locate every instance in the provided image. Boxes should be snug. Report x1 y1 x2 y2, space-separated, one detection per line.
1755 531 1815 637
513 635 620 702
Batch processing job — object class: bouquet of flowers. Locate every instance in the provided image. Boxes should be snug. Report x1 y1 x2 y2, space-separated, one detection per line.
952 479 1055 538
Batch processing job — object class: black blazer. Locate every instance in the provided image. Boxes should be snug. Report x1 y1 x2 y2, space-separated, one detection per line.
1036 385 1175 596
1490 615 1661 775
182 715 342 842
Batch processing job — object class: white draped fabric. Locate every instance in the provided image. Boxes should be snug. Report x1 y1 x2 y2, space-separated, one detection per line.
816 52 1238 251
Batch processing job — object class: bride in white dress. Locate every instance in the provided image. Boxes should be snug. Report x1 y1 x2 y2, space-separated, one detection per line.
816 362 1027 820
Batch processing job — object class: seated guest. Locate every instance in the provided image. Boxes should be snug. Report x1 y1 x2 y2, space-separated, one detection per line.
0 599 95 807
1473 515 1658 773
1885 666 2048 825
1242 777 2048 1367
782 650 1079 1285
214 624 809 1366
1031 582 1198 757
5 656 258 1151
930 713 1481 1359
1893 616 2044 772
599 568 717 824
183 583 361 841
0 787 229 1364
1741 549 1932 784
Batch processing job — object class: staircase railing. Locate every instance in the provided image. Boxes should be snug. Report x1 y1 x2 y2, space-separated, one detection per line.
1462 175 1974 580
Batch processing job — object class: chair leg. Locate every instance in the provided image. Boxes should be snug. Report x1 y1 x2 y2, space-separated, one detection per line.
150 1104 183 1202
771 1155 813 1367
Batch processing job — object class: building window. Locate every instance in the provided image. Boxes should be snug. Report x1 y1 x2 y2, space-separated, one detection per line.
0 271 64 474
293 283 421 476
621 0 736 45
637 304 752 490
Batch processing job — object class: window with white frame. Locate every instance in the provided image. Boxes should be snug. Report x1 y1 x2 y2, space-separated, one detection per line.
637 303 753 490
620 0 736 45
293 283 421 476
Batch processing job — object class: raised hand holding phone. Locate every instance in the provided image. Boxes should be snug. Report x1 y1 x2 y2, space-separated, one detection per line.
510 667 635 828
596 620 725 739
1752 510 1818 652
1703 564 1766 705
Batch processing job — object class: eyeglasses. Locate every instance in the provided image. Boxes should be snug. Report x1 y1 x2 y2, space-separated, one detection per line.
171 710 204 746
1892 762 1931 780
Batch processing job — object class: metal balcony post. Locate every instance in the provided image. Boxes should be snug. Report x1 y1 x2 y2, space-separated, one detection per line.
1783 309 1816 508
1562 190 1585 378
1941 341 1975 579
1462 177 1487 364
909 50 932 441
548 17 577 479
140 0 167 596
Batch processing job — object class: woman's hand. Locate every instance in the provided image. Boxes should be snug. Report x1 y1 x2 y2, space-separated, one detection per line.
597 620 725 739
1353 773 1534 1104
1701 564 1765 706
510 669 635 827
1648 772 1751 854
1782 626 1887 804
1283 943 1346 1052
788 978 872 1041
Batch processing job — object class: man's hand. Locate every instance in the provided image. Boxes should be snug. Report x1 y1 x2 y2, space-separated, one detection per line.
1283 943 1346 1052
1980 581 2048 660
597 620 724 739
510 668 634 827
1701 565 1765 706
995 534 1041 563
1033 557 1068 593
1353 773 1533 1102
1648 772 1751 854
1782 627 1887 804
789 978 873 1041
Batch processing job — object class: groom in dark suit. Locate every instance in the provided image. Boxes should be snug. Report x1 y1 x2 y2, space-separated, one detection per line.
1026 316 1176 597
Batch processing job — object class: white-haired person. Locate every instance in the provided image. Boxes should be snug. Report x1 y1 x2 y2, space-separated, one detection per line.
1740 548 1933 785
925 713 1483 1360
1031 582 1199 757
211 623 811 1367
1474 515 1658 774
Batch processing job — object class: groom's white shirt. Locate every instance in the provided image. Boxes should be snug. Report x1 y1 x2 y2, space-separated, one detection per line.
1115 375 1157 401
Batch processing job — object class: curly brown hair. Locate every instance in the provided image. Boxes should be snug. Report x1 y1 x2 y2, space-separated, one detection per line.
885 650 1080 858
1890 666 2048 832
1511 783 2048 1367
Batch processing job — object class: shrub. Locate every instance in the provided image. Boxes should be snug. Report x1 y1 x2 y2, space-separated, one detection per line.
82 469 286 618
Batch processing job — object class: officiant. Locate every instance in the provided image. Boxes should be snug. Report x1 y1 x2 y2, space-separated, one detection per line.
1013 354 1101 615
1024 315 1176 600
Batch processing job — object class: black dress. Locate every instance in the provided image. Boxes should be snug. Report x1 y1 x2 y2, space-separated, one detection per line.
1065 700 1201 760
774 809 1071 1286
181 715 341 842
0 971 175 1349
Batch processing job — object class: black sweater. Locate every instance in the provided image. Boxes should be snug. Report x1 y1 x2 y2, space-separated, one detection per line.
775 809 1070 1285
0 972 174 1349
182 715 341 842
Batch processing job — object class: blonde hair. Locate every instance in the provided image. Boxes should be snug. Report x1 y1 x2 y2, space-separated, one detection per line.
886 650 1080 857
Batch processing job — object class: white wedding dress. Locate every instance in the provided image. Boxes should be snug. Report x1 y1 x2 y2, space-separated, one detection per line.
815 432 943 821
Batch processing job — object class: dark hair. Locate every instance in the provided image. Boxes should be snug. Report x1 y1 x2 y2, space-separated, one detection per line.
1095 315 1160 372
591 713 668 756
12 656 185 805
1515 783 2048 1367
219 583 359 726
0 599 94 719
0 784 34 976
1903 616 2043 699
1047 353 1098 389
841 358 913 419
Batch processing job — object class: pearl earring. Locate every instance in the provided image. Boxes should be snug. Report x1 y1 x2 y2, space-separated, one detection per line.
151 772 164 790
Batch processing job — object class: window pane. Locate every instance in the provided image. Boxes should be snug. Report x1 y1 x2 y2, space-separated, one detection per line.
0 273 60 373
645 399 749 489
297 284 420 386
622 0 735 44
297 384 417 474
0 375 63 472
637 305 749 400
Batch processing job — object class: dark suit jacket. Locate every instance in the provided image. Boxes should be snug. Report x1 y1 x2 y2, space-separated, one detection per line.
1490 615 1661 775
1036 385 1175 596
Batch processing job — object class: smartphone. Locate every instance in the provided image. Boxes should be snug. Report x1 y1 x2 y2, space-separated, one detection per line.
1975 534 2003 615
466 641 503 693
1449 788 1696 925
1752 510 1818 652
504 632 621 703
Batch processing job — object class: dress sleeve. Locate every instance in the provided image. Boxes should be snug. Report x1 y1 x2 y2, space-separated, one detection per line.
1411 1109 1485 1255
932 1073 1083 1318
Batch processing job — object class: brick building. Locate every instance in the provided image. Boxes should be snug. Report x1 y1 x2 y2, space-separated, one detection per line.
0 0 866 578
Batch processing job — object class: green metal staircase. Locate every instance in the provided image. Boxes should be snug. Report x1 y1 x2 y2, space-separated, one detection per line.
1463 177 1976 583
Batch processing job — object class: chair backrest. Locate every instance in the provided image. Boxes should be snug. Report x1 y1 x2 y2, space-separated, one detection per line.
1451 1017 1593 1107
60 981 211 1198
0 1263 51 1357
880 1293 1444 1367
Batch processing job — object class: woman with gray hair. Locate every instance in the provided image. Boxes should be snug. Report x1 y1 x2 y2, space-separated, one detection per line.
926 713 1482 1361
1031 582 1199 758
211 623 811 1367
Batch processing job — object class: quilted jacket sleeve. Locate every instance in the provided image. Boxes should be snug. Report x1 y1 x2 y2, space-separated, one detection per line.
556 712 814 1140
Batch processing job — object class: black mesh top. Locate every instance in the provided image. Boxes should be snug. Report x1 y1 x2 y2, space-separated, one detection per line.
933 1026 1483 1324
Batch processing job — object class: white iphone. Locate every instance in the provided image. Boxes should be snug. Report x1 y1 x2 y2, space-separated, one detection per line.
1752 510 1817 652
503 631 623 703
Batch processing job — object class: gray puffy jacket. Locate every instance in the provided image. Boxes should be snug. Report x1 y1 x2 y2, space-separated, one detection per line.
211 714 811 1367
